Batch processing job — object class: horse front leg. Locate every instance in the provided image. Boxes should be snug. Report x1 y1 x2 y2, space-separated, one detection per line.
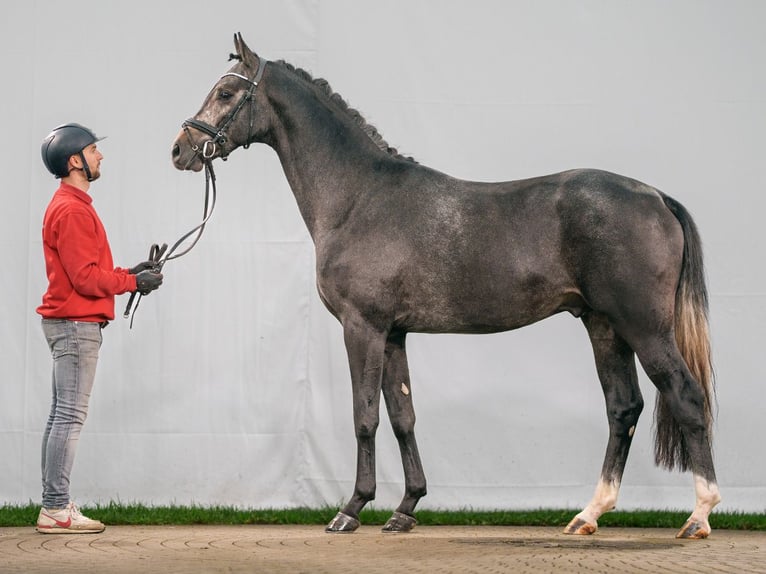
325 318 388 533
565 312 644 535
380 331 425 533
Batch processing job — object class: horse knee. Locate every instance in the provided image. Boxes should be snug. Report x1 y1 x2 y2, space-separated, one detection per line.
355 418 379 440
389 412 416 441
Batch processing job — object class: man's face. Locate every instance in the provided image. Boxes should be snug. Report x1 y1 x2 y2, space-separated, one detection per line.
82 143 103 180
70 143 103 181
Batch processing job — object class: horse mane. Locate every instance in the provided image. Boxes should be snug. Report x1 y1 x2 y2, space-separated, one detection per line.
274 60 417 163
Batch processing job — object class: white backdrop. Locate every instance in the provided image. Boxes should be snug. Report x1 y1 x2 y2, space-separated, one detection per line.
2 1 764 513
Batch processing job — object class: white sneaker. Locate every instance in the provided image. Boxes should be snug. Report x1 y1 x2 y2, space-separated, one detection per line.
36 502 106 534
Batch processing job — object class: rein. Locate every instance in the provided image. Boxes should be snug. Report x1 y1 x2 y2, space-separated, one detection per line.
123 159 217 327
125 58 266 327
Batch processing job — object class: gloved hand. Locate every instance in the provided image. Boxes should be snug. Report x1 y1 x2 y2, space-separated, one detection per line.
135 270 163 295
130 260 156 274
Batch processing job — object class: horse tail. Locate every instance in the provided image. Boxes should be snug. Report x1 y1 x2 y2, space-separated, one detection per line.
653 193 715 471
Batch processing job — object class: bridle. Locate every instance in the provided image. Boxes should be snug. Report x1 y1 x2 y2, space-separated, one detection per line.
181 56 267 161
123 57 267 327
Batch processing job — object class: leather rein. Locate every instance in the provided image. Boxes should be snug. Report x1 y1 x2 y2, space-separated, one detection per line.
124 58 266 327
123 161 217 327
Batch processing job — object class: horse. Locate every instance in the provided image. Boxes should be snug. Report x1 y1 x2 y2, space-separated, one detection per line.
171 33 720 539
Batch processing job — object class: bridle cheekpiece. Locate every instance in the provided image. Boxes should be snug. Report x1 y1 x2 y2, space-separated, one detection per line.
182 57 267 161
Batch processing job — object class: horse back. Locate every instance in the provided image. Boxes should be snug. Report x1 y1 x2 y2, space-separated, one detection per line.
316 166 684 334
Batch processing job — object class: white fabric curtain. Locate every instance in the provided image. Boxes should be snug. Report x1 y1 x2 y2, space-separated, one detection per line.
2 0 764 512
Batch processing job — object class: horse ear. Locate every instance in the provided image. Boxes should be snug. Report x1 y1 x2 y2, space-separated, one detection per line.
233 32 259 70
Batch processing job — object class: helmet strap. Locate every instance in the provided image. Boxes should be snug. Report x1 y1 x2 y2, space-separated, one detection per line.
78 151 94 182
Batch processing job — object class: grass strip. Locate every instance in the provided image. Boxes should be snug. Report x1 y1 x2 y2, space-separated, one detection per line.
1 503 764 530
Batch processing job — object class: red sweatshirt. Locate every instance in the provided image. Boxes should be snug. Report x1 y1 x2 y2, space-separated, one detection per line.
37 183 137 322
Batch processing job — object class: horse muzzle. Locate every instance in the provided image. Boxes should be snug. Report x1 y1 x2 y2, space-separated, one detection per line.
172 131 207 172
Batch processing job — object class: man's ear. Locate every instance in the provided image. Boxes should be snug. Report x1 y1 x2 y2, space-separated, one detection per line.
67 153 82 172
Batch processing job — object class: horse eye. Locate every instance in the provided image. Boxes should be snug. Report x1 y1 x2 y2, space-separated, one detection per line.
218 90 233 100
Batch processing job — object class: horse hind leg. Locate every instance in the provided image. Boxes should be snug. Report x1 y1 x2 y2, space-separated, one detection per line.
380 331 426 533
634 334 720 539
565 312 644 535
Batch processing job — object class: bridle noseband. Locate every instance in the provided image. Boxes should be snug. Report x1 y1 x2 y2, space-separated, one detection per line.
182 57 267 161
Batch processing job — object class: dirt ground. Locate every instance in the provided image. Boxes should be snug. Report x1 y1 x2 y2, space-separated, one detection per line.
1 524 764 573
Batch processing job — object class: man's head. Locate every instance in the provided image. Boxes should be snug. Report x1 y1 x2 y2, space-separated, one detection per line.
41 123 105 182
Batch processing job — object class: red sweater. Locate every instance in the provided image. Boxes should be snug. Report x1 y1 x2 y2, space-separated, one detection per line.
37 183 137 322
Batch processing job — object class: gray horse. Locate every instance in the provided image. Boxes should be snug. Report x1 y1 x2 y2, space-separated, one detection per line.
172 33 719 539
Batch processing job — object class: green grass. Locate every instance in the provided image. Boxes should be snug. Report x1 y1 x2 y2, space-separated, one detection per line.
1 503 764 530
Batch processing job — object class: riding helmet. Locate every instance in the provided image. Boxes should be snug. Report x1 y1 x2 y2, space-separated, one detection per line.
41 123 105 178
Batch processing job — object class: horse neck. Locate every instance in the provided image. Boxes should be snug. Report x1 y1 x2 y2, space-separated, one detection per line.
261 67 386 242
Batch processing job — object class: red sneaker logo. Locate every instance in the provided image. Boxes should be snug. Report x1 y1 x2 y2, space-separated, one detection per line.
41 513 72 528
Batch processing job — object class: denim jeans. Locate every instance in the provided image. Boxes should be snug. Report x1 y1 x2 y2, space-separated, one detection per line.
40 319 102 509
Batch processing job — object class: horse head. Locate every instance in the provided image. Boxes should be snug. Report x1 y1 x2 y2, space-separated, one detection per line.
172 33 267 172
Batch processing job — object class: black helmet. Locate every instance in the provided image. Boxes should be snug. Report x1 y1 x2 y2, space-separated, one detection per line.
41 123 105 179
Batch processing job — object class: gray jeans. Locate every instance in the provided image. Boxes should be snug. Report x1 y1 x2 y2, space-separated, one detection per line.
40 319 102 508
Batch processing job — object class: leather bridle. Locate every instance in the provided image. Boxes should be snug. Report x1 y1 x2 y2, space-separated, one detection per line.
124 59 267 327
181 57 267 161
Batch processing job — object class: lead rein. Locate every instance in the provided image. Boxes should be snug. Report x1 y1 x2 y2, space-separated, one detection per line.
124 160 217 327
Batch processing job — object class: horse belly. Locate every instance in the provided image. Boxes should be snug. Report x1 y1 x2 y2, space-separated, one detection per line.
398 266 581 335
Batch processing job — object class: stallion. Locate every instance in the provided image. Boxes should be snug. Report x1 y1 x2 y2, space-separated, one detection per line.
172 33 720 539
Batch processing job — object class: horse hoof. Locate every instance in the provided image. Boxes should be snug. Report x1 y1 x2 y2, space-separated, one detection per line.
676 519 710 539
563 517 597 535
382 511 417 533
325 512 361 533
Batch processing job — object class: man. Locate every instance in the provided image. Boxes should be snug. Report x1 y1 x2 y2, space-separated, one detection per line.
35 123 163 534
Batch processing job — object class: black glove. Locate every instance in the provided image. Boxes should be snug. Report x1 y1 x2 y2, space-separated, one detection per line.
130 260 156 274
135 270 163 295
